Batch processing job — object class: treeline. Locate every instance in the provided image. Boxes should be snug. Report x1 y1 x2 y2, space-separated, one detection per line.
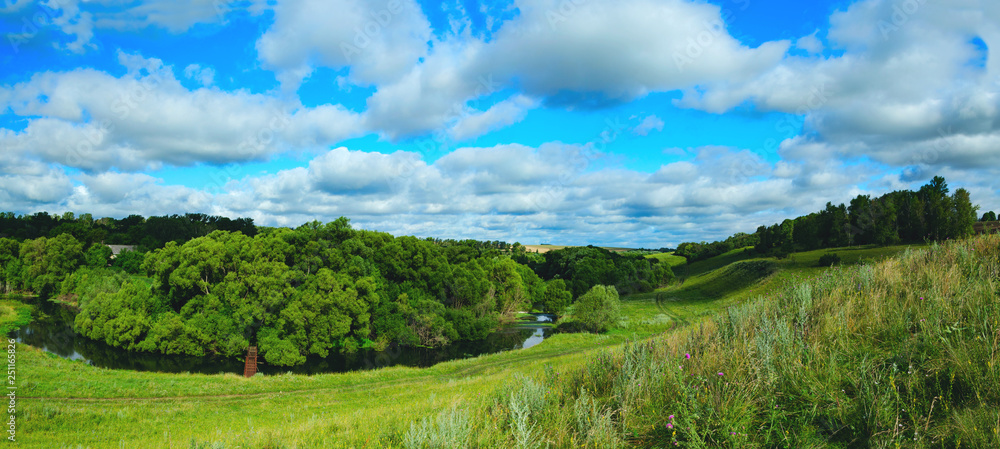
673 232 758 263
0 212 256 250
755 176 977 255
527 246 675 298
2 218 587 366
674 176 983 261
0 234 142 297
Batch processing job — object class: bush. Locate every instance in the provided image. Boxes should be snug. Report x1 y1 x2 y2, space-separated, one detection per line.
818 253 841 267
403 406 472 449
540 279 572 315
571 285 621 333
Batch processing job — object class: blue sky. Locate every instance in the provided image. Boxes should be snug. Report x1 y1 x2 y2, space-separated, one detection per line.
1 0 998 246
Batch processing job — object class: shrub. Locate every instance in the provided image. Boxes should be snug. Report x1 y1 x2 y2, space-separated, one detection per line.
817 253 841 267
571 285 621 333
403 406 472 449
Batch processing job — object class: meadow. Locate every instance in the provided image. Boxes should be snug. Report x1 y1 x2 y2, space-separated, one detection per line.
12 237 997 447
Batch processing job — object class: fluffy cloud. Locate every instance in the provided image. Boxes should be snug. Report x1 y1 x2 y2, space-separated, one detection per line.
676 0 1000 178
0 154 74 206
448 95 538 141
0 51 364 172
361 0 790 139
11 0 269 53
183 64 215 86
7 142 932 247
256 0 432 89
633 115 665 136
480 0 788 106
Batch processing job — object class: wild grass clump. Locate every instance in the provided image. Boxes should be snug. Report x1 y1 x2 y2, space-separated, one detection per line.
483 234 1000 447
403 406 472 449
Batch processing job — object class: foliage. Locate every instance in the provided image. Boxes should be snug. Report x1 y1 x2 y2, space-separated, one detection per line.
85 244 112 268
674 232 757 263
754 177 978 255
403 406 472 449
0 211 256 251
18 234 84 297
674 177 980 265
530 246 673 298
570 285 621 333
57 219 551 365
112 248 145 274
817 253 841 267
539 279 572 315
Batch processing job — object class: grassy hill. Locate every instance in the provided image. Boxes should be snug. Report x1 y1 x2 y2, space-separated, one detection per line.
473 235 1000 447
15 237 999 447
645 252 687 268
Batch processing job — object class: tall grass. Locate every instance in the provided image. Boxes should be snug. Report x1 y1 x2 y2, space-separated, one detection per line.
478 234 1000 447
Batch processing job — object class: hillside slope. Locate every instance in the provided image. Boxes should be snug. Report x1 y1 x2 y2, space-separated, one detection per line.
472 235 1000 447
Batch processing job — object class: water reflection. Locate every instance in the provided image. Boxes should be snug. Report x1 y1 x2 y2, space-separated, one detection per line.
12 301 555 375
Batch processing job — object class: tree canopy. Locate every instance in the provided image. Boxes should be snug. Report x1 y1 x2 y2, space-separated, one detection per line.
4 219 562 366
528 246 674 298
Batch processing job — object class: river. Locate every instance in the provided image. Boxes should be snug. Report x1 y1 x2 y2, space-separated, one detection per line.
12 301 555 375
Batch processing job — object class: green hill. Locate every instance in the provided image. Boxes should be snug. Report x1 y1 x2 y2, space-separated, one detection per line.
475 234 1000 447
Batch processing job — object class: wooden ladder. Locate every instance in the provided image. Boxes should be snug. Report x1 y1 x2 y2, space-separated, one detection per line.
244 346 257 378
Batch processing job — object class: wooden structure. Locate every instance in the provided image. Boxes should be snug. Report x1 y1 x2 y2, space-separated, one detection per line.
244 346 257 378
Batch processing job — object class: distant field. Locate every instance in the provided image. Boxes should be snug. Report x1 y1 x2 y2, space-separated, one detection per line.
523 244 644 254
522 244 570 253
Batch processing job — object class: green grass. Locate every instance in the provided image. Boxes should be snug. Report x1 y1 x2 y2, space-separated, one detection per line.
0 297 32 335
15 298 676 448
475 235 1000 448
15 239 975 448
645 252 687 268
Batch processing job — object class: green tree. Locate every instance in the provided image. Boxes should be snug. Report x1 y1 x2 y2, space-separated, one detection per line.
920 176 952 240
540 279 572 315
111 249 145 274
85 245 113 268
19 234 84 297
871 197 900 246
950 188 978 238
571 285 621 333
0 238 20 293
